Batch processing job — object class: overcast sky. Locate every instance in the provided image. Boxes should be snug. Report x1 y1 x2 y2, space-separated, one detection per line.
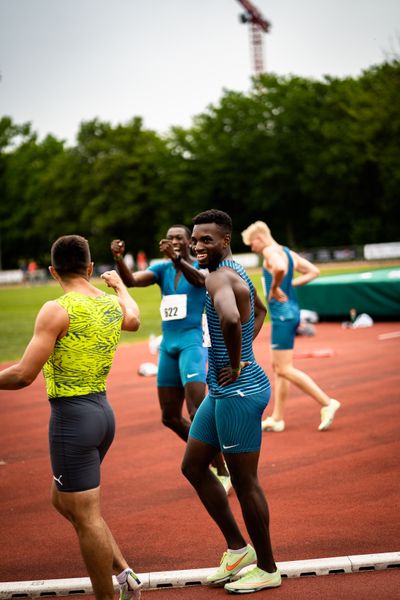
1 0 399 145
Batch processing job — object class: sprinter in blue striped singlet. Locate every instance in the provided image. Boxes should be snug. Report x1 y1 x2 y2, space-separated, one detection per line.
182 210 281 594
242 220 341 434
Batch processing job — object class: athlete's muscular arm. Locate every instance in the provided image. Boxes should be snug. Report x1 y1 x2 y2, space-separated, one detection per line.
253 289 267 340
101 270 140 332
159 239 206 288
0 302 68 389
207 271 246 385
178 257 207 287
264 247 288 303
110 239 156 287
291 251 320 287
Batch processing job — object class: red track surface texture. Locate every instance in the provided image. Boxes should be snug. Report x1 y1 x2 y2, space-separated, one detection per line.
1 322 399 599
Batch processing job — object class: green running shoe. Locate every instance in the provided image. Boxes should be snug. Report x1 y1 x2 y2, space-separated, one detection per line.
224 566 281 593
218 474 233 495
206 545 257 586
210 466 232 495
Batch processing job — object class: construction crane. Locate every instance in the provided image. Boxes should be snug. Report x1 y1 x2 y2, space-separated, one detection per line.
236 0 271 74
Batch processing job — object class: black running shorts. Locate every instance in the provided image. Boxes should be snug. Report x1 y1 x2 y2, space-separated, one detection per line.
49 392 115 492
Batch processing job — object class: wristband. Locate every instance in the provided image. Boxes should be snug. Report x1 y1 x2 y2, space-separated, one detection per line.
113 254 123 262
231 366 241 373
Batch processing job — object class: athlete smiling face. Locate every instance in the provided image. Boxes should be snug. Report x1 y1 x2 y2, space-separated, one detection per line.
162 226 192 261
182 209 280 593
191 222 231 271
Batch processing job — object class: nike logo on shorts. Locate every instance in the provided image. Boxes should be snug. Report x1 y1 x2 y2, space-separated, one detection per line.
223 443 240 450
187 373 199 378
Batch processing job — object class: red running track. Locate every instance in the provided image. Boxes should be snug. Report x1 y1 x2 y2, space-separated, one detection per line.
0 322 399 599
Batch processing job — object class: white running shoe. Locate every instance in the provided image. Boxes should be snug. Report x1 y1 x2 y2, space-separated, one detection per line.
119 570 142 600
319 399 341 431
262 416 285 432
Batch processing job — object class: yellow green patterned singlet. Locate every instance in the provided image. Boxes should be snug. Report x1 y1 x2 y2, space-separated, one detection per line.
43 291 123 398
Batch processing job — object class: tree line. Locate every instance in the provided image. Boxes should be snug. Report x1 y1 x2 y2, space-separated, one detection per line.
1 59 399 269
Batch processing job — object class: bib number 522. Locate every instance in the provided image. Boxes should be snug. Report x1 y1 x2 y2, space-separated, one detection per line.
160 294 187 321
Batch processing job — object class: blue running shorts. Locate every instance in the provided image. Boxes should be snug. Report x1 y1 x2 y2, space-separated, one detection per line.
271 316 300 350
157 344 207 387
189 390 270 453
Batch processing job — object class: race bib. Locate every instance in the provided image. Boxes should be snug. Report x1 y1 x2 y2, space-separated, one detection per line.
202 313 211 347
160 294 187 321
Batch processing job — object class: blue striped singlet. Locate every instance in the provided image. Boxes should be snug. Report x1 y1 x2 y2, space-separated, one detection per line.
206 259 270 398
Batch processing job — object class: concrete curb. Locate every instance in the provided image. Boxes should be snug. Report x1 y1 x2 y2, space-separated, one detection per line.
0 552 399 598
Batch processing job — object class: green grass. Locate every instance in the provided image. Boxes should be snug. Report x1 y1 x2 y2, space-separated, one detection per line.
0 262 398 363
0 280 162 363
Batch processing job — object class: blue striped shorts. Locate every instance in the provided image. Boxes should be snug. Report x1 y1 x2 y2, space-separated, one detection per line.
189 389 270 453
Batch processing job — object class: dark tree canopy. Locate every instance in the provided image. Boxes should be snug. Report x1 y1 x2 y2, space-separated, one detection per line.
1 60 399 269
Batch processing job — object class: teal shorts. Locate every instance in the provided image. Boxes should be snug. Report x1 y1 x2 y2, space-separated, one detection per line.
189 390 270 453
157 344 207 388
271 316 300 350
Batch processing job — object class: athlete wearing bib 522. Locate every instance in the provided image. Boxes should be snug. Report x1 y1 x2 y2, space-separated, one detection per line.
0 235 142 600
111 227 231 488
111 228 207 436
147 258 207 388
182 209 281 595
242 220 341 434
